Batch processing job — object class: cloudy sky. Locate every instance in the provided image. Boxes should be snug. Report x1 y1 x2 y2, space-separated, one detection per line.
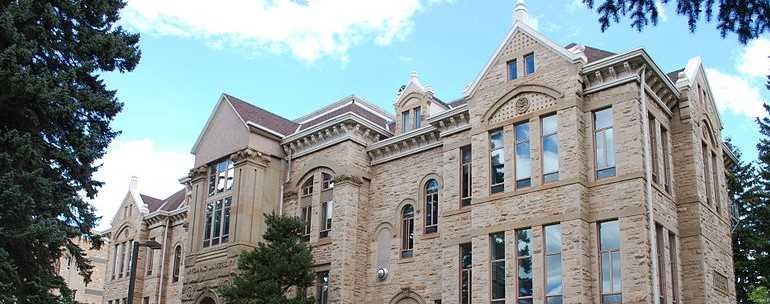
93 0 770 230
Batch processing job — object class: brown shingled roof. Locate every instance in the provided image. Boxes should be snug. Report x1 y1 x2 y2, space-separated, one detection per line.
565 43 616 63
159 189 186 212
140 194 164 213
224 94 299 136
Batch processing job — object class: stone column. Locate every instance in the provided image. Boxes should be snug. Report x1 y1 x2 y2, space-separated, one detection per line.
229 148 272 245
328 175 363 304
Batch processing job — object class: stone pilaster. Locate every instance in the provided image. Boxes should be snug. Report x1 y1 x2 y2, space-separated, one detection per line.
329 175 363 304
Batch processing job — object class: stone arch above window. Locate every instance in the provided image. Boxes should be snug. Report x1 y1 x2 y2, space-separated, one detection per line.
399 202 415 258
114 225 134 242
423 178 440 234
701 118 718 146
482 84 563 125
389 289 426 304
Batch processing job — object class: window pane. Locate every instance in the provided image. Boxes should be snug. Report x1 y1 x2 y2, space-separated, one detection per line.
516 142 531 181
602 294 622 304
491 149 505 184
460 243 472 269
490 130 504 150
543 134 559 175
525 53 535 74
595 131 606 168
518 300 533 304
545 225 561 253
611 251 622 291
606 129 615 168
225 160 234 190
509 59 518 80
546 254 562 295
222 197 231 242
516 122 529 142
491 233 505 260
542 115 557 134
402 110 410 132
595 108 613 130
414 107 421 129
517 229 532 256
492 261 506 299
601 252 611 292
203 203 213 244
547 297 563 304
518 258 533 296
600 221 620 250
462 146 472 163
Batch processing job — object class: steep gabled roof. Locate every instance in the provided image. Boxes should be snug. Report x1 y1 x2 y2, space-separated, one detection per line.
140 194 164 213
224 94 299 136
565 43 616 63
158 189 186 212
667 68 684 83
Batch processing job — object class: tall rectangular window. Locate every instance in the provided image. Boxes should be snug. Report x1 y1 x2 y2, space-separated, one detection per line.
146 237 155 275
712 152 720 213
490 129 505 194
460 146 472 207
600 220 622 304
542 114 559 183
317 271 329 304
208 159 234 196
524 53 535 75
661 126 671 192
656 224 666 304
515 122 531 188
117 242 125 278
202 197 232 248
508 59 518 80
516 229 534 304
649 115 659 184
460 242 472 304
669 232 679 304
594 108 615 179
112 244 119 280
320 201 333 238
414 107 422 129
301 205 312 241
702 142 712 206
402 110 411 132
490 232 506 304
545 225 563 304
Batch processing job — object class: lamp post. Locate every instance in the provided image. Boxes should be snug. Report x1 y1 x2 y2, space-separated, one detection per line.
127 240 162 304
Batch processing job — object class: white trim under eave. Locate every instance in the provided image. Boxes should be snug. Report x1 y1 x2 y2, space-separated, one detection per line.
245 121 286 139
283 112 392 143
464 21 585 98
294 95 393 125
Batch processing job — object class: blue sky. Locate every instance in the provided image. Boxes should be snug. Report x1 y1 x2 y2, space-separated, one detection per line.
92 0 770 229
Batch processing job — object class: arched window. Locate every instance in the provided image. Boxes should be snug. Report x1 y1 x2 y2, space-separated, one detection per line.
172 245 182 282
322 173 334 190
301 177 314 197
401 205 414 258
424 179 439 233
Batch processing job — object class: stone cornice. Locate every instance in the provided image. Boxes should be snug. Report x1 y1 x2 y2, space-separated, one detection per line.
143 206 188 226
366 126 442 166
582 49 679 110
188 166 208 182
282 113 387 159
428 106 470 137
333 174 363 186
230 147 271 168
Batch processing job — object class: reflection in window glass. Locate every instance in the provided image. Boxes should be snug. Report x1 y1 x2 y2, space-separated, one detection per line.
600 220 622 304
524 53 535 75
516 122 531 188
401 205 414 258
320 201 333 238
490 129 505 193
508 59 518 80
542 115 559 183
491 233 505 304
545 225 562 304
402 110 411 132
517 229 533 304
594 108 615 179
460 243 472 304
425 179 439 233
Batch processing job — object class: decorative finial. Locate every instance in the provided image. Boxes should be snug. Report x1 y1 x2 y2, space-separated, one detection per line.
410 71 418 81
514 0 529 25
129 176 138 191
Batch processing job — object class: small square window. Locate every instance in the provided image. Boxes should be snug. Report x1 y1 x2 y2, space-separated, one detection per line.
524 53 535 75
508 59 518 80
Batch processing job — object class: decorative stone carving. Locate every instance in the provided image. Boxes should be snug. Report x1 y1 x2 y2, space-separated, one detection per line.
333 174 362 186
188 166 208 181
488 92 556 124
230 147 270 167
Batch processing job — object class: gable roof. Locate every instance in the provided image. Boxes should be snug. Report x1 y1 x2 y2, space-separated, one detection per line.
225 94 299 136
465 21 586 98
565 43 616 63
140 194 164 213
667 68 684 83
158 189 186 212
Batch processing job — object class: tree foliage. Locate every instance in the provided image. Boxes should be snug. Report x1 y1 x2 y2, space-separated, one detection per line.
219 213 315 304
0 0 140 303
582 0 770 44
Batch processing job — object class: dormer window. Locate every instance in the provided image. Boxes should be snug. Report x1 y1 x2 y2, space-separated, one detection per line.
413 106 421 129
524 53 535 75
208 159 234 196
508 59 518 80
402 110 411 132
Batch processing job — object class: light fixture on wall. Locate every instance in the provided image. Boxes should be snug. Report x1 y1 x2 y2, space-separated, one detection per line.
376 266 389 281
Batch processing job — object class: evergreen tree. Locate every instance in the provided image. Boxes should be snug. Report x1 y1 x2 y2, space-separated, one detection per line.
219 213 315 304
0 1 140 303
581 0 770 43
725 139 764 304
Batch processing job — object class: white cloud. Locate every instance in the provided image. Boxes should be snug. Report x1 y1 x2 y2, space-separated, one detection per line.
90 140 193 230
122 0 450 62
737 37 770 78
655 1 667 22
705 68 766 118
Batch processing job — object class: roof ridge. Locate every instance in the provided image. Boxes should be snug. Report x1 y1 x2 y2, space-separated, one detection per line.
293 94 393 124
223 93 297 125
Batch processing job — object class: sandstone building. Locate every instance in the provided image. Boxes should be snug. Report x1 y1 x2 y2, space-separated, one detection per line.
56 236 109 304
100 1 737 303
